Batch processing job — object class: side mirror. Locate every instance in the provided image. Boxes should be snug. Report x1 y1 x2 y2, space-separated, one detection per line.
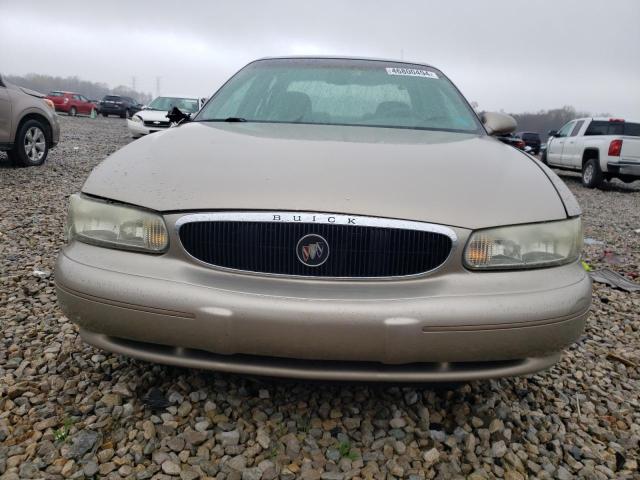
548 130 558 137
481 112 517 136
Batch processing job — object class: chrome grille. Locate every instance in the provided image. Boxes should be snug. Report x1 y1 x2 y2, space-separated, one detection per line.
177 212 455 278
143 120 170 128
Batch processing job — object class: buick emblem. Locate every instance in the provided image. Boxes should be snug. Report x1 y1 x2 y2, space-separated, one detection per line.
296 234 329 267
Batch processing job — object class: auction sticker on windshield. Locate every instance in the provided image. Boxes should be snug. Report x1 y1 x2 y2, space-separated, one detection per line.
385 67 439 79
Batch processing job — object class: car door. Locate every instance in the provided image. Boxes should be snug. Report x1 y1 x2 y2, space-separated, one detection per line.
561 120 585 168
79 95 90 114
78 95 90 114
0 79 11 144
547 121 574 165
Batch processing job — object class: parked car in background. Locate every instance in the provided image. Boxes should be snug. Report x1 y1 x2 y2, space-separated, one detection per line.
99 95 142 118
496 133 525 150
518 131 541 154
1 74 60 166
56 57 590 382
543 117 640 188
127 95 204 138
46 91 97 116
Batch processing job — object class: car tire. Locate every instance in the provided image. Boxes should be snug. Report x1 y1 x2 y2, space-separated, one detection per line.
69 106 77 116
11 119 49 167
582 158 603 188
102 113 108 117
540 150 548 165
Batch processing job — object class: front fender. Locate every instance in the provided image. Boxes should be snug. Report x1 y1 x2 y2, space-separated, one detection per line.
13 105 58 143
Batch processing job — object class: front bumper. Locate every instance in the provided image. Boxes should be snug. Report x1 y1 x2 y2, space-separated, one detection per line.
55 236 591 381
127 119 167 137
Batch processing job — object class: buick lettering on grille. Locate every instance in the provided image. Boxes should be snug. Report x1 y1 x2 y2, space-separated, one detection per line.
272 214 357 225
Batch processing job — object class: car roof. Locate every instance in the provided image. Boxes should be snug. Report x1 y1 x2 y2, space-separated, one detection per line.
255 55 438 69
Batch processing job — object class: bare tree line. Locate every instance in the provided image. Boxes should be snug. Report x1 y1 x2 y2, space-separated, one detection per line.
509 106 605 141
4 73 153 104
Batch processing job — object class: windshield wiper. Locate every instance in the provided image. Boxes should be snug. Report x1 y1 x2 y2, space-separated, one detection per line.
200 117 248 123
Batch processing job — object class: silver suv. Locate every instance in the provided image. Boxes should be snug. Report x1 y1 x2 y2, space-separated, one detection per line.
0 74 60 166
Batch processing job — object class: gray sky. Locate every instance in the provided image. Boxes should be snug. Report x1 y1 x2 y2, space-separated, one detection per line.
1 0 639 117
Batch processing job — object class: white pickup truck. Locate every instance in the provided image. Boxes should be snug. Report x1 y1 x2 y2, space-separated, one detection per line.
543 117 640 188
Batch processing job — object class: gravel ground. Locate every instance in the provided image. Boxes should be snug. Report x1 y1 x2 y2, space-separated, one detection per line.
1 117 639 480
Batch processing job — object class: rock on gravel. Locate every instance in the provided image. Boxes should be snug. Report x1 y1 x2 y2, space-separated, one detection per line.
0 117 639 478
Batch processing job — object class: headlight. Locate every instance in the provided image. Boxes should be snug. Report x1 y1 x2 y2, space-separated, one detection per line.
67 194 168 253
131 115 143 123
43 99 55 110
464 217 582 270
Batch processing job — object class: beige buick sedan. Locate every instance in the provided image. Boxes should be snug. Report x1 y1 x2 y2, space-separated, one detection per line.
55 57 591 381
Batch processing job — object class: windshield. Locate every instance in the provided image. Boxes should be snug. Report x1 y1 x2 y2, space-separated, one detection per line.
148 96 200 113
196 58 482 133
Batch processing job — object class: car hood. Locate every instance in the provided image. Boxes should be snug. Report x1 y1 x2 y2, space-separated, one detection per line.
11 84 46 98
135 109 172 121
83 122 568 229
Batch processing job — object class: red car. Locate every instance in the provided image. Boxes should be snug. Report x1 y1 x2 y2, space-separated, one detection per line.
46 91 97 116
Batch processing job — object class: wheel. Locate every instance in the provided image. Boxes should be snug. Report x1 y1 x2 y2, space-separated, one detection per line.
11 119 49 167
120 110 127 119
582 158 603 188
102 113 108 117
540 150 548 165
69 106 77 116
